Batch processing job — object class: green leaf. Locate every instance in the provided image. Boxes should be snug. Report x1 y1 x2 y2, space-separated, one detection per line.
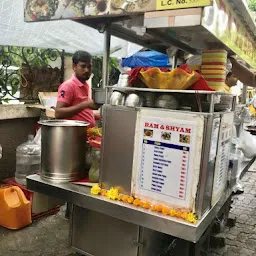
249 0 256 12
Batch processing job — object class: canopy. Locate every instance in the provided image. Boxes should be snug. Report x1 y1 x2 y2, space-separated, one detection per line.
0 0 141 56
122 51 169 68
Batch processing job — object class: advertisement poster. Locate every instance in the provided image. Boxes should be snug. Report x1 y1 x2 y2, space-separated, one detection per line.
24 0 156 21
24 0 111 21
202 0 256 68
132 109 204 211
211 112 234 205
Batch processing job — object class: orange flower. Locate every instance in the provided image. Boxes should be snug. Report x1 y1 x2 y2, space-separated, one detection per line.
142 202 150 209
118 194 123 201
162 207 169 215
133 199 141 206
176 211 182 218
139 201 145 207
100 190 107 196
127 197 134 204
122 196 128 203
156 205 163 212
151 205 157 211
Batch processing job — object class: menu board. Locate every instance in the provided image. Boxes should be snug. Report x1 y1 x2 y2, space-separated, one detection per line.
132 109 204 210
211 112 234 205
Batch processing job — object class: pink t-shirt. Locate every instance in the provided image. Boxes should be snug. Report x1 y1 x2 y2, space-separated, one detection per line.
57 75 95 127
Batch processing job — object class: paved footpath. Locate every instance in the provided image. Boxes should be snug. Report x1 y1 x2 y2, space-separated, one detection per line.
209 171 256 256
0 206 78 256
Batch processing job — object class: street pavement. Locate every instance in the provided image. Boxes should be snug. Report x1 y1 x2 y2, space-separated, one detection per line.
209 170 256 256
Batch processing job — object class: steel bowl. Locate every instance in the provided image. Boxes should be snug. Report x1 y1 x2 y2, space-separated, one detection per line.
125 93 143 108
110 91 126 106
155 94 178 109
143 92 155 107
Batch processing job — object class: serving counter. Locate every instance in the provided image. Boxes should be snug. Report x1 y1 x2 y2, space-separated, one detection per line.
27 174 233 255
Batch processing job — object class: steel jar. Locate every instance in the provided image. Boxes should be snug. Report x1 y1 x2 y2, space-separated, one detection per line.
39 120 89 183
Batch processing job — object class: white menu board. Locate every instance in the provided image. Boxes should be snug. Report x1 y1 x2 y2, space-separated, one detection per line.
211 112 234 206
132 109 204 211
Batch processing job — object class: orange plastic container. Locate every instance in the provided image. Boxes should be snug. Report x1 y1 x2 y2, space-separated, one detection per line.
0 186 32 229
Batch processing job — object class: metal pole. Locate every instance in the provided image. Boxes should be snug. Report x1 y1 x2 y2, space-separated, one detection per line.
172 54 177 69
242 84 247 104
102 24 111 89
209 94 215 113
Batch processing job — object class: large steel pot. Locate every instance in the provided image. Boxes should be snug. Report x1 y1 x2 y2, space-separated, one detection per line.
38 120 89 183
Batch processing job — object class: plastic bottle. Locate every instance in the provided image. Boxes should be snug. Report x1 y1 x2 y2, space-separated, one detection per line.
15 135 41 185
88 147 100 183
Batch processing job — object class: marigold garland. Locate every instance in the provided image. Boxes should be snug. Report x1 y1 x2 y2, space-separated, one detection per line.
90 185 197 224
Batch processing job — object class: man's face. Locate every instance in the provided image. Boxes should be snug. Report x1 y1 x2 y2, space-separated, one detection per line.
226 74 238 87
73 61 92 82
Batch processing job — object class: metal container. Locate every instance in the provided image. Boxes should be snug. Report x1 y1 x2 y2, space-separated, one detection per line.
110 91 126 106
92 88 106 105
125 93 143 107
143 92 155 107
117 74 129 87
39 120 89 183
155 94 178 109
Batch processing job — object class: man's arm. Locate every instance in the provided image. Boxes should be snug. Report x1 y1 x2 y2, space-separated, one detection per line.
55 100 97 119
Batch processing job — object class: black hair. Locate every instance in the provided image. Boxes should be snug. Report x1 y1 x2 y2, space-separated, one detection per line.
226 72 233 79
72 51 92 64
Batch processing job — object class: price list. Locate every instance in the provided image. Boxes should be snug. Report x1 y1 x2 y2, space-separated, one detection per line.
214 127 232 191
139 140 190 200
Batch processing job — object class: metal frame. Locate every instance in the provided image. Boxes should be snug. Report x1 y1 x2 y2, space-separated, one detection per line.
195 113 215 218
106 86 236 95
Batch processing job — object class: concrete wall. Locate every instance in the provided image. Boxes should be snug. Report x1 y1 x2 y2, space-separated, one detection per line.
0 105 40 181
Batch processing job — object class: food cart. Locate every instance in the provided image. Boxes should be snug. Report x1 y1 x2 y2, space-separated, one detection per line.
25 0 256 255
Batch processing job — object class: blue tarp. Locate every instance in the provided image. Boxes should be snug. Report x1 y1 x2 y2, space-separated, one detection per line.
122 51 169 68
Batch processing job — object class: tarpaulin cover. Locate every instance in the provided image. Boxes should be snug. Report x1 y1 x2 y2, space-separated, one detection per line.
122 51 169 68
0 0 138 56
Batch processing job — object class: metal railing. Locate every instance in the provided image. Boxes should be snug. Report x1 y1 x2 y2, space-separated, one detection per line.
0 46 64 103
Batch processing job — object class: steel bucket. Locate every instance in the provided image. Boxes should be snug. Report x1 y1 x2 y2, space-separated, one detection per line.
38 120 89 183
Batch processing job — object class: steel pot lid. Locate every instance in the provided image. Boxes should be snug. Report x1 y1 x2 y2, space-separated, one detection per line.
38 120 89 127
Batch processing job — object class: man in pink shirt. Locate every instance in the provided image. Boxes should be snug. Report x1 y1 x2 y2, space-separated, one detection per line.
56 51 98 218
55 51 98 127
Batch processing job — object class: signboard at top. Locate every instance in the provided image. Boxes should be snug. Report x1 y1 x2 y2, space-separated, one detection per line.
202 0 256 68
156 0 212 10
